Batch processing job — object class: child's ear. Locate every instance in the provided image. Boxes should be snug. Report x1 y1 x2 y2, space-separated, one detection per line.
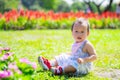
87 31 89 36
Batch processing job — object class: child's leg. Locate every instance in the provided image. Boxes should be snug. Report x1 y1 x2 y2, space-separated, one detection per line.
50 59 58 67
38 56 59 70
51 65 76 75
64 65 76 73
38 56 51 70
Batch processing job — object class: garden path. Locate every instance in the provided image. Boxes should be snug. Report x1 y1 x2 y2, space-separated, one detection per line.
95 68 120 80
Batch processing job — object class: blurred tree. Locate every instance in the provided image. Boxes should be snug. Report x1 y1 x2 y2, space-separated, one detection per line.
55 0 70 12
111 3 117 12
83 0 113 14
4 0 19 10
0 0 5 13
0 0 116 13
71 1 87 12
103 0 113 12
21 0 35 9
38 0 55 10
87 2 98 13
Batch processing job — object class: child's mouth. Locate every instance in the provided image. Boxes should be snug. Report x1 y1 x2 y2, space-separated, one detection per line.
77 37 81 39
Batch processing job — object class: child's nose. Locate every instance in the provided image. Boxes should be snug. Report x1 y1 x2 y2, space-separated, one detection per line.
77 32 82 36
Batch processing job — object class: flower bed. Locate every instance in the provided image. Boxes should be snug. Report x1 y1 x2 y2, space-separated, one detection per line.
0 10 120 30
0 47 37 79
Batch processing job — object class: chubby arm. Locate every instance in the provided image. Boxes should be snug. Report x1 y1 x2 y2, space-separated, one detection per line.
77 42 97 63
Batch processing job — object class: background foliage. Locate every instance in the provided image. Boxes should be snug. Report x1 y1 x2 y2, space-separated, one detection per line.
0 0 117 13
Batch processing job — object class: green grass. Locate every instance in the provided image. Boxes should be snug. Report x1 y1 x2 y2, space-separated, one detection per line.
0 29 120 80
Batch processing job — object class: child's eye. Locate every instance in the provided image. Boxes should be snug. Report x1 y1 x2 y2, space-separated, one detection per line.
75 31 78 33
81 31 84 33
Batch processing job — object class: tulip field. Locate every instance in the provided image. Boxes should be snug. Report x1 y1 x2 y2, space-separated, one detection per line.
0 10 120 30
0 29 120 80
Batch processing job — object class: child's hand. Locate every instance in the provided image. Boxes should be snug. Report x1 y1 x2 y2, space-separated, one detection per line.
77 58 84 64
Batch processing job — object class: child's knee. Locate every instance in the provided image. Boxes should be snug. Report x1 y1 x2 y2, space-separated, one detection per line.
64 65 76 73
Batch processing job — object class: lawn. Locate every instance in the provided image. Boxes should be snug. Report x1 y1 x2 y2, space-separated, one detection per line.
0 29 120 80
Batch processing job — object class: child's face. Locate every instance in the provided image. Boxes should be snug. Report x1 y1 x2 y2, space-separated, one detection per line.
72 23 89 43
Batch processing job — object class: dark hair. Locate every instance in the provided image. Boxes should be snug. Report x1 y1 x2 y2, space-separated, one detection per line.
119 3 120 6
71 22 75 31
71 18 90 32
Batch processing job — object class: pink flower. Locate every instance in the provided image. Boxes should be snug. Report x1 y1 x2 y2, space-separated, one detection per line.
0 52 13 61
15 69 22 74
0 70 13 78
0 47 10 54
19 58 37 69
30 62 37 69
19 58 30 64
8 62 22 74
3 47 10 51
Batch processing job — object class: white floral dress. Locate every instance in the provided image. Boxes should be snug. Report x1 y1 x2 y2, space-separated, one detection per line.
55 40 93 75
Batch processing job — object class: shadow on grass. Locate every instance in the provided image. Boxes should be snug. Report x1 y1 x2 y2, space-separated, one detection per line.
36 70 45 73
51 73 88 79
37 69 89 79
63 73 88 79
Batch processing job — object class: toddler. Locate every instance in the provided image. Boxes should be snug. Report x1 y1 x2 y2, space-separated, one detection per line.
38 18 97 75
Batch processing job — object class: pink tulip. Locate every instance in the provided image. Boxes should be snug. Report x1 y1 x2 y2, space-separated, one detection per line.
0 70 13 78
30 62 37 69
15 69 22 74
19 58 37 69
19 58 30 64
8 62 22 74
0 52 13 61
3 47 10 51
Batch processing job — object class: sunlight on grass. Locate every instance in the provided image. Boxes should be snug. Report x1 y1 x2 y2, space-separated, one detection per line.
0 29 120 79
